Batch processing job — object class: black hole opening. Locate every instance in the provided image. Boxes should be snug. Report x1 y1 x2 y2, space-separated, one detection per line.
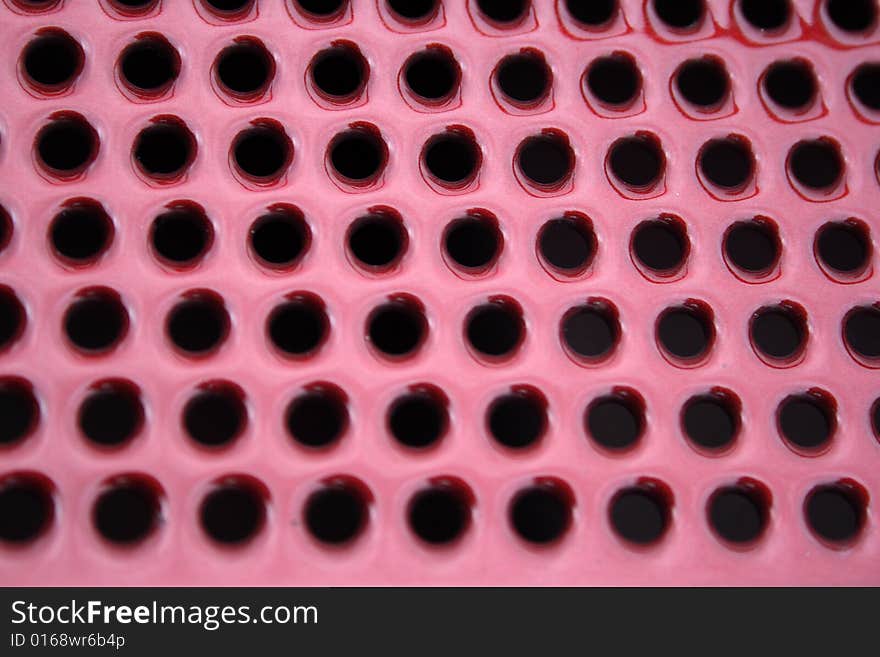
709 484 768 544
806 483 865 544
311 45 366 100
683 391 739 451
740 0 790 31
150 204 212 267
305 481 367 545
496 51 550 105
330 129 386 183
93 479 160 545
50 200 113 265
609 135 664 190
676 58 729 108
488 388 546 450
465 299 524 359
764 60 817 110
826 0 877 32
874 399 880 437
700 138 754 191
0 379 38 446
610 485 670 545
477 0 528 24
296 0 346 17
389 387 448 449
120 36 179 94
816 221 869 274
203 0 253 14
443 214 500 271
36 115 97 174
249 208 309 269
0 475 53 544
517 133 573 188
844 306 880 360
64 289 127 353
750 304 806 362
408 484 470 545
657 303 714 362
566 0 617 26
538 216 596 275
166 293 229 355
632 218 688 275
0 288 25 351
216 40 273 97
286 386 348 449
586 53 641 108
0 206 11 254
348 212 407 270
22 30 82 89
233 124 291 181
268 295 328 357
653 0 704 29
423 132 480 186
586 391 644 451
510 483 571 544
724 219 780 275
79 381 143 448
388 0 437 20
789 140 843 191
562 301 619 362
200 481 265 545
134 120 194 178
778 392 835 451
404 49 459 102
367 298 426 358
184 384 246 448
852 64 880 110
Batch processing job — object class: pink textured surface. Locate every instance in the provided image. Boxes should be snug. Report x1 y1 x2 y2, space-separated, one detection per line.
0 0 878 585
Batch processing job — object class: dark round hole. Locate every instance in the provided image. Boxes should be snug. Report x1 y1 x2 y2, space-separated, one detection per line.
36 114 97 175
232 123 292 182
0 287 25 351
403 48 459 102
852 63 880 110
538 216 596 276
267 294 328 357
487 387 547 450
0 475 53 544
496 51 550 105
653 0 704 29
477 0 529 24
408 482 471 545
826 0 877 33
388 0 437 20
348 211 407 271
676 58 729 108
443 213 500 272
50 200 113 265
516 133 573 188
561 300 619 362
310 44 366 101
699 137 754 191
739 0 790 31
150 203 212 267
724 218 780 276
610 484 670 545
330 128 387 183
873 398 880 438
296 0 346 18
423 131 480 187
286 385 348 449
119 35 180 95
608 135 664 191
0 379 38 446
134 118 194 179
367 297 427 358
778 391 835 452
249 207 309 269
708 483 768 545
166 292 229 356
788 139 843 191
631 217 688 276
750 304 806 363
22 29 83 90
657 302 714 363
805 483 865 544
844 306 880 361
586 53 641 108
93 478 161 545
465 298 524 360
682 390 740 452
79 380 143 448
0 206 11 254
566 0 617 26
586 390 644 451
305 480 368 545
184 383 246 448
763 60 817 110
215 39 273 98
816 221 870 275
509 482 571 544
202 0 253 14
64 289 128 354
388 386 448 449
200 480 265 545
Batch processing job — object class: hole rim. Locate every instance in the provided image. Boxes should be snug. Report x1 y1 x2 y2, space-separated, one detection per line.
749 301 809 368
492 48 553 111
760 59 819 118
441 210 502 277
183 380 248 451
400 45 461 109
605 131 666 196
248 204 311 272
0 471 55 546
230 119 294 188
132 115 196 185
20 27 84 96
696 134 756 197
420 126 482 192
842 303 880 367
681 387 742 456
722 216 782 283
285 382 349 451
463 295 526 364
514 129 575 194
707 478 772 549
149 200 214 271
0 377 40 449
199 0 256 21
92 473 164 548
34 112 99 181
303 475 371 547
266 292 329 360
803 479 868 549
327 123 388 190
849 62 880 117
508 477 574 547
117 32 181 101
406 477 474 548
199 475 269 547
387 383 450 452
560 298 621 366
486 385 548 452
650 0 707 34
165 289 231 359
655 300 716 367
62 286 129 356
608 478 673 548
365 294 428 361
584 387 646 455
308 41 369 106
814 218 872 282
786 137 846 200
346 207 409 275
536 212 597 280
630 214 690 282
673 56 731 116
213 36 275 104
78 378 145 450
0 286 27 354
736 0 792 35
776 389 837 456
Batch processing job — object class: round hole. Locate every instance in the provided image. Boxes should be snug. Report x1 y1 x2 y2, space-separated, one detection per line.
788 139 844 192
443 212 501 274
566 0 617 27
215 38 274 100
476 0 529 25
184 382 246 449
609 482 671 546
232 121 293 184
495 50 551 107
0 474 54 544
561 299 620 364
267 293 328 358
750 302 807 364
585 53 641 109
93 476 161 545
295 0 347 19
422 129 481 188
408 480 472 545
585 389 645 452
631 216 689 277
403 47 460 103
852 63 880 111
50 199 113 266
724 218 781 278
304 478 369 545
367 296 427 359
133 117 195 181
0 206 11 254
0 287 25 351
656 301 715 364
815 220 870 276
653 0 705 30
537 215 596 277
388 0 437 21
119 34 180 98
286 384 348 449
465 297 524 361
805 481 867 546
0 378 39 447
35 113 98 177
487 386 547 450
778 390 836 453
79 380 143 448
608 134 665 192
202 0 254 16
675 57 729 109
844 305 880 362
150 202 213 269
310 43 367 102
698 136 755 192
329 126 387 185
63 288 128 354
682 389 740 452
739 0 790 31
826 0 877 33
249 206 310 270
763 60 817 111
509 480 572 545
21 28 83 92
347 210 407 272
388 385 448 450
200 478 266 545
515 132 573 189
166 291 230 356
708 481 770 545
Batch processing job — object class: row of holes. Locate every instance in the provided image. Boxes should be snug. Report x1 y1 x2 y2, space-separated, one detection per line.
21 28 880 124
11 0 880 41
1 283 878 366
1 373 878 455
0 470 870 550
25 111 875 199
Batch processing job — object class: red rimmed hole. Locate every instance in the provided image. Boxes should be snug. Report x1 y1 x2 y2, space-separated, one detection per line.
133 116 196 183
487 385 548 451
293 0 348 22
183 381 247 450
92 474 163 546
107 0 160 16
609 479 673 547
561 298 620 365
20 28 83 94
10 0 62 11
630 215 690 281
442 210 501 276
421 127 481 190
723 216 781 281
0 378 39 448
509 478 573 545
565 0 618 29
537 213 596 279
656 300 715 366
494 49 552 109
652 0 705 32
387 0 439 23
0 472 55 545
347 207 408 273
402 45 460 106
0 286 26 352
366 294 427 360
200 476 268 546
851 63 880 112
762 59 818 114
304 476 371 546
805 479 868 548
698 135 755 195
328 124 388 188
165 290 230 357
248 204 310 271
149 201 213 270
286 383 349 450
35 112 98 179
843 304 880 365
815 219 871 280
777 389 836 455
78 379 144 449
309 42 368 104
475 0 530 26
388 384 449 451
787 138 844 197
50 198 114 267
267 292 329 359
825 0 877 34
585 387 645 453
749 301 807 366
0 205 11 254
682 388 741 454
464 296 524 362
408 477 473 547
584 52 642 111
607 132 665 194
515 130 574 192
708 478 771 548
738 0 791 32
118 33 180 99
200 0 255 20
214 37 274 102
63 287 129 355
231 119 293 185
674 57 730 112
